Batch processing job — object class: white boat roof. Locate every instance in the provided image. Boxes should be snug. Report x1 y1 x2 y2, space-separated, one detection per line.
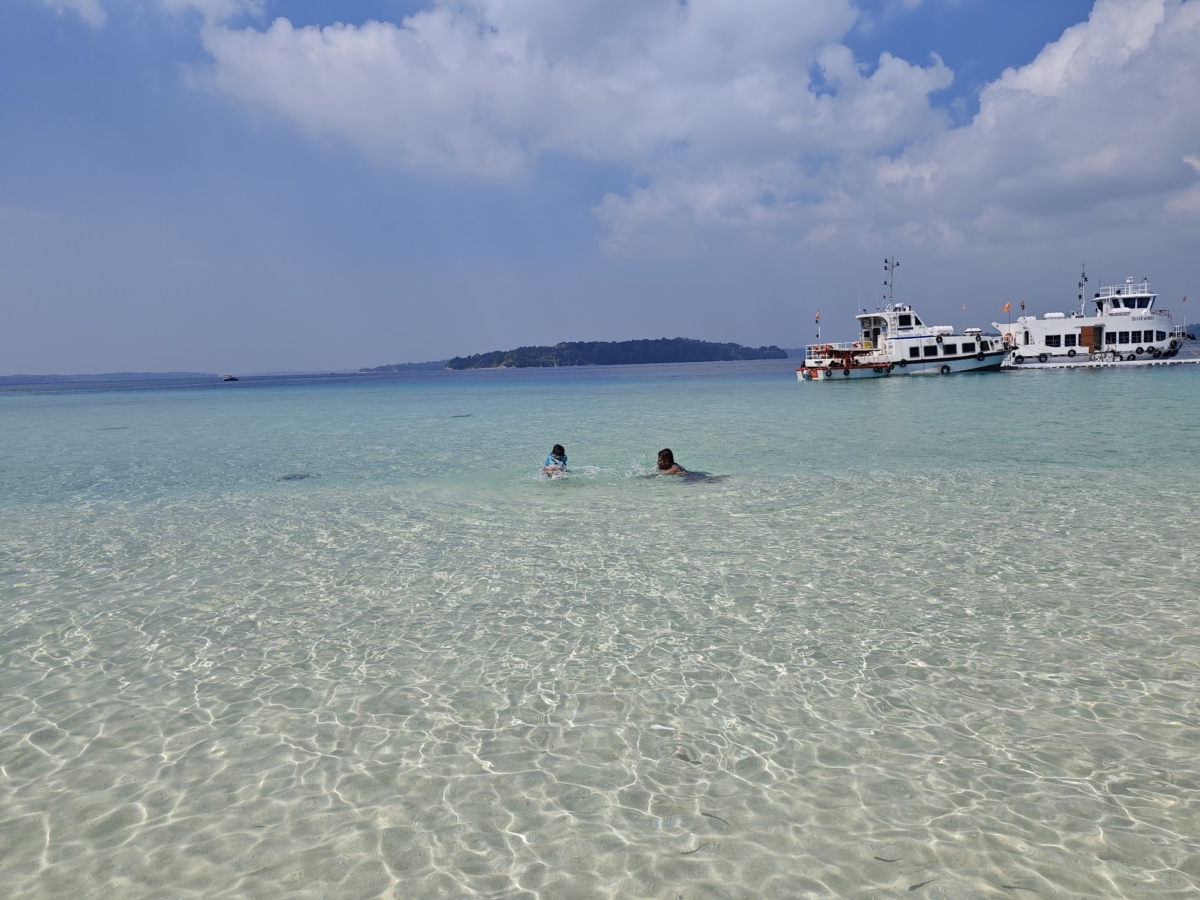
1096 277 1156 299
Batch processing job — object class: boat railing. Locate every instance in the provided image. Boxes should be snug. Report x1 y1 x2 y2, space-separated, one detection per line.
1097 282 1153 298
805 341 879 359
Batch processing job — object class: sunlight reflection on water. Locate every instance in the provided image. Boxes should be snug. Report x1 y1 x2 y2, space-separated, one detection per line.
2 362 1199 898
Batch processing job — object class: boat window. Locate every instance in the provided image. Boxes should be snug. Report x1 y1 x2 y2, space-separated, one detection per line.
1045 335 1061 347
1156 331 1166 341
909 347 920 359
962 342 976 353
1123 299 1137 309
898 315 912 327
1024 332 1030 345
981 340 991 351
1130 330 1142 343
1136 298 1150 308
1105 332 1117 345
914 317 924 326
942 343 957 355
1118 331 1130 344
1064 334 1076 347
923 345 938 357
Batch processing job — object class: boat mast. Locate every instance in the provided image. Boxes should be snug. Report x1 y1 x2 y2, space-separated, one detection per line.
884 257 899 308
1078 264 1088 316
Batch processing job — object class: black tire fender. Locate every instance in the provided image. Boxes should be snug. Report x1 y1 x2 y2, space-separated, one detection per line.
976 352 985 362
1037 353 1048 363
1067 349 1077 358
1014 354 1025 363
935 335 944 344
898 358 908 368
940 364 950 375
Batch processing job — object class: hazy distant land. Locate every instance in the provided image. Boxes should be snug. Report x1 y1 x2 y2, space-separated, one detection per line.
0 371 216 385
6 341 800 384
445 338 788 369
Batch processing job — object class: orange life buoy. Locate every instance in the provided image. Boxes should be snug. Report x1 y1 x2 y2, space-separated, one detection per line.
1004 332 1014 343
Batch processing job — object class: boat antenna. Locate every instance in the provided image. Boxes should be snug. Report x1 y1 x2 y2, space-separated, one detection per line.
884 257 899 308
1078 264 1088 316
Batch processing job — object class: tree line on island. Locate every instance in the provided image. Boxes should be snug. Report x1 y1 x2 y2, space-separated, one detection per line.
441 338 787 369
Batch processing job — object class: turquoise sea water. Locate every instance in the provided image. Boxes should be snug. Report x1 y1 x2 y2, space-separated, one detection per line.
2 360 1199 899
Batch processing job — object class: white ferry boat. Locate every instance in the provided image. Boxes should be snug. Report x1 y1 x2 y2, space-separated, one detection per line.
798 260 1007 381
993 271 1199 370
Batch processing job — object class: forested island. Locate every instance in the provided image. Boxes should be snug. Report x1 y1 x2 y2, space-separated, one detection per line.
358 359 449 373
446 338 787 369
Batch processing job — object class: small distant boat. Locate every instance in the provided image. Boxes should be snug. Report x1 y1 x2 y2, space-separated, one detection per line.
222 375 239 382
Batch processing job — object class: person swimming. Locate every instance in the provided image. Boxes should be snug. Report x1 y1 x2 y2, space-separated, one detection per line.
543 444 568 475
655 448 687 475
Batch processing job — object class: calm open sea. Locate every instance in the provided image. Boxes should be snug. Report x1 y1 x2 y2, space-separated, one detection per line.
2 360 1199 899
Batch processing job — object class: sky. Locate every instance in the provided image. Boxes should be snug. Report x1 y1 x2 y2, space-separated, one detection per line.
3 0 1199 374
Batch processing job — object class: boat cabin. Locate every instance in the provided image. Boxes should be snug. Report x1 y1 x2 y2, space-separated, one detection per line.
855 304 926 348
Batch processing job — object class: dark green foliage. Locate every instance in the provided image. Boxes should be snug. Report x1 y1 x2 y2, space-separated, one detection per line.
359 360 449 373
446 338 787 369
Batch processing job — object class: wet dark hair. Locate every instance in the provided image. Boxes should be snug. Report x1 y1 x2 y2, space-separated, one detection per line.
658 448 674 466
551 444 565 458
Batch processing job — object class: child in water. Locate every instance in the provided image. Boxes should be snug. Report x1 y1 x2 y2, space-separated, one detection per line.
543 444 568 475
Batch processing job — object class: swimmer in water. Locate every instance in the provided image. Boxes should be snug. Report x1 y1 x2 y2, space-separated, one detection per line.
655 448 687 475
543 444 568 475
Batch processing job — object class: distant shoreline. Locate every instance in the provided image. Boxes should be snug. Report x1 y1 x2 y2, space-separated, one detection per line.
7 344 803 384
445 338 788 370
0 372 216 386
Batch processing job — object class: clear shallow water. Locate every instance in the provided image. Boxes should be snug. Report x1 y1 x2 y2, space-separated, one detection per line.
2 361 1199 899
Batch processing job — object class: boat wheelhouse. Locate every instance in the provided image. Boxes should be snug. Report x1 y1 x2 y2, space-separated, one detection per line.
798 259 1007 382
993 272 1198 369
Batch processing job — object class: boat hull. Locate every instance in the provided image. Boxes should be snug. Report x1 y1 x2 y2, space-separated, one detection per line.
797 364 891 381
890 351 1006 376
1002 349 1200 370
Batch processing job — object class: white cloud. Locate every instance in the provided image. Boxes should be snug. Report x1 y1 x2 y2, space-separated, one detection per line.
871 0 1200 236
198 0 952 239
187 0 1200 251
201 0 913 180
40 0 107 28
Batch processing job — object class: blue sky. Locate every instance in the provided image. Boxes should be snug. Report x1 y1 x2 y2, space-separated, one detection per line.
3 0 1198 374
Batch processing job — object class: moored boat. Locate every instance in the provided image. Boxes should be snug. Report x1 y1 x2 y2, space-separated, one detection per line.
798 259 1007 382
993 270 1199 369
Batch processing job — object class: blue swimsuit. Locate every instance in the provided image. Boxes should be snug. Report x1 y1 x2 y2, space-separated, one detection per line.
544 453 567 469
